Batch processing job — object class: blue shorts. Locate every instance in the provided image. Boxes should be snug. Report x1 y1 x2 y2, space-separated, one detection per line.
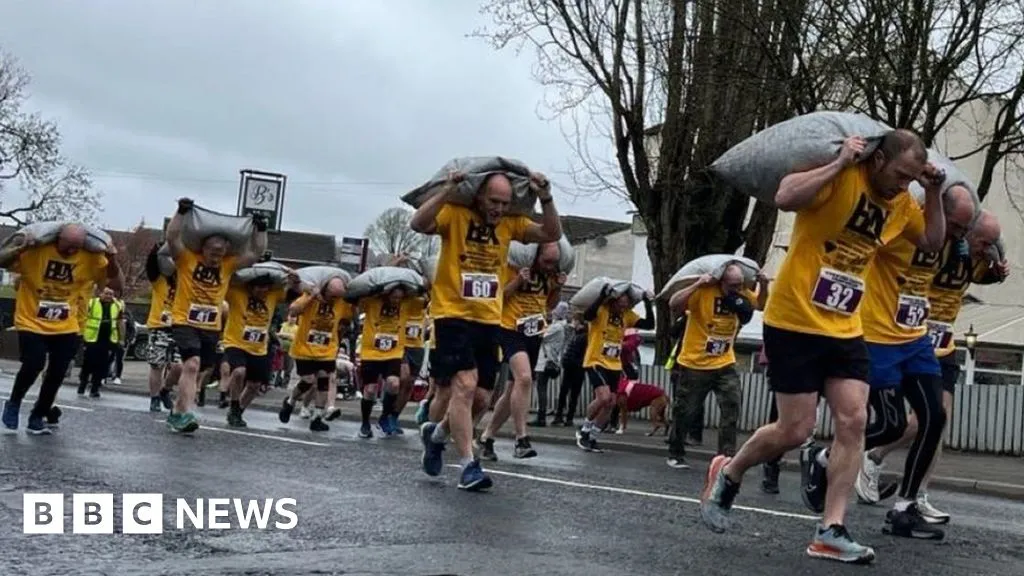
866 334 940 389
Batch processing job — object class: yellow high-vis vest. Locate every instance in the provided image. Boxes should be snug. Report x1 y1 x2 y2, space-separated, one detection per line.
82 298 122 344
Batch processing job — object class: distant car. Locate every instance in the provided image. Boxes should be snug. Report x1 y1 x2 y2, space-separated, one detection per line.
127 321 149 360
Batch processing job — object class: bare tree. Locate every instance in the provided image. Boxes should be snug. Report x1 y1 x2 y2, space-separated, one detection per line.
0 50 101 225
110 219 160 299
364 207 434 261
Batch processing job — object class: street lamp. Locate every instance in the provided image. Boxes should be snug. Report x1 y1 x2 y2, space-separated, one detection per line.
964 324 978 359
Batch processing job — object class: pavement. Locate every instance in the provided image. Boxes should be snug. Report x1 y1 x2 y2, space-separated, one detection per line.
2 377 1024 575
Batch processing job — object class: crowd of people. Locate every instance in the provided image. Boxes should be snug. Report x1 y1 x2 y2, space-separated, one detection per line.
0 127 1011 567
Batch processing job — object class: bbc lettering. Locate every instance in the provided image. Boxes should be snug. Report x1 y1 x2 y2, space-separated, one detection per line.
23 494 298 534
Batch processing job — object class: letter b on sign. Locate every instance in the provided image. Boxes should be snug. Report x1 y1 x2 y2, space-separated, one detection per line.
73 494 114 534
23 494 64 534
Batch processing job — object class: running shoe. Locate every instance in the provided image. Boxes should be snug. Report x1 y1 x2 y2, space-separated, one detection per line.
476 437 498 461
279 399 295 424
26 414 51 435
575 428 592 452
699 455 738 533
159 388 173 410
806 524 875 564
227 407 247 428
390 414 404 435
309 417 329 432
45 406 61 429
855 451 882 504
420 422 445 477
150 397 163 413
667 458 690 470
415 399 430 425
761 461 780 494
800 445 828 514
299 406 312 420
883 504 945 540
324 406 342 421
915 493 951 525
358 423 373 439
2 400 20 431
378 416 395 436
167 412 199 434
513 437 537 459
457 460 493 492
587 435 603 453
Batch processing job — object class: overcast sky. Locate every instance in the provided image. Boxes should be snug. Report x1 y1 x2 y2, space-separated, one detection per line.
0 0 632 237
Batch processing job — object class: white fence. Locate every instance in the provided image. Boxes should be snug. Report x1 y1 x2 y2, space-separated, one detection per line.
530 365 1024 456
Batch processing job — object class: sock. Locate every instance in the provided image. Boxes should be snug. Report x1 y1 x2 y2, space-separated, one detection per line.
868 450 883 465
431 423 449 444
459 455 474 468
381 393 396 421
816 447 830 468
230 400 241 411
360 398 374 426
582 419 593 432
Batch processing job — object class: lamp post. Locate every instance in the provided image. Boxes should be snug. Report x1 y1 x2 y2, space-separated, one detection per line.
965 324 978 359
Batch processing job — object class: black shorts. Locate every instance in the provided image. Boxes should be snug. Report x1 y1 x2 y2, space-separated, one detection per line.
360 359 402 385
938 353 960 394
762 324 870 395
294 359 335 377
497 328 542 372
429 318 500 391
586 366 621 393
402 347 425 375
224 347 271 384
171 325 220 371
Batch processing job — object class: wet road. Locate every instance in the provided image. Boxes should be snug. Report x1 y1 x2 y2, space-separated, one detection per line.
1 383 1023 576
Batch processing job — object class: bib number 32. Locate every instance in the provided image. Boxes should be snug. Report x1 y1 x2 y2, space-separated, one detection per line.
811 268 864 315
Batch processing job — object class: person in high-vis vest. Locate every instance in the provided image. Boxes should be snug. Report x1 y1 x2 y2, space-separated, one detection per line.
78 287 125 398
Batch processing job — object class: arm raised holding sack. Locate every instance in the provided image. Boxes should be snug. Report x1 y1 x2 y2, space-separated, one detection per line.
521 172 562 244
409 172 462 235
775 137 864 212
238 213 270 268
166 198 193 260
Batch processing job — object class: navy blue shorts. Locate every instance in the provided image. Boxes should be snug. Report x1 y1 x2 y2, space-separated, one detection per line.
866 334 940 390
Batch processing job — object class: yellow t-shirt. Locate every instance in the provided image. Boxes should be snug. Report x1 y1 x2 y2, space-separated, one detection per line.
222 285 286 356
927 243 992 358
763 165 926 338
12 244 108 335
359 295 406 362
862 231 944 344
499 264 553 337
289 295 354 361
401 296 428 350
146 275 176 329
583 305 640 371
677 286 756 370
170 249 238 332
429 204 531 325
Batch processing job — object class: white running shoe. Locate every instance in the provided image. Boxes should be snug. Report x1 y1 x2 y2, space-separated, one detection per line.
854 452 882 504
916 493 951 525
111 378 122 385
299 406 312 420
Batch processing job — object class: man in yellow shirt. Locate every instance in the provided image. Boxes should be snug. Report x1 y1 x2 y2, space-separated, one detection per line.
143 242 181 412
477 242 566 461
355 286 416 438
278 276 353 432
397 293 428 424
699 131 947 565
410 170 561 491
666 266 768 469
0 224 122 434
575 283 654 452
164 198 267 433
222 273 296 427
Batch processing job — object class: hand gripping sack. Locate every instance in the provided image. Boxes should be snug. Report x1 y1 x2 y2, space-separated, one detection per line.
508 235 576 274
156 243 176 277
908 149 981 225
233 261 291 287
569 276 645 310
710 111 890 204
181 204 256 256
410 255 438 285
401 157 537 216
656 254 761 301
344 266 426 303
296 265 352 294
0 221 112 254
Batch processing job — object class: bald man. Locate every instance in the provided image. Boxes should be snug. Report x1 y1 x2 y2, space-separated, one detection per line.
666 264 768 468
410 170 562 491
0 224 122 433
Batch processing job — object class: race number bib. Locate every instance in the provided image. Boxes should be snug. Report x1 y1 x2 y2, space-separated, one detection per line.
306 330 332 347
895 294 929 329
601 342 621 359
810 268 864 315
373 333 399 352
187 304 219 327
36 301 70 322
460 273 499 300
705 338 731 356
404 322 422 340
516 314 545 337
927 321 953 350
159 310 172 326
242 326 267 344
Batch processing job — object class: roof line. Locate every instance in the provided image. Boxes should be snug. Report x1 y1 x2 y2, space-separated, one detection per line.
977 311 1024 340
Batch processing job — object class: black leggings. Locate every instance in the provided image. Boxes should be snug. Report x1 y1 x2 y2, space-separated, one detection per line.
555 362 585 420
10 332 79 418
864 375 946 500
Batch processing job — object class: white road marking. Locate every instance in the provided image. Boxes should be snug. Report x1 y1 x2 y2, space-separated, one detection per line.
448 465 820 521
0 396 94 412
152 419 330 447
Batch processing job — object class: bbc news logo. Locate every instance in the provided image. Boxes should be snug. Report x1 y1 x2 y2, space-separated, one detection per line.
23 494 298 534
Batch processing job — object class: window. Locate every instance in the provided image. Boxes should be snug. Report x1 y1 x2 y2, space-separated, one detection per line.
973 372 1021 387
971 346 1023 386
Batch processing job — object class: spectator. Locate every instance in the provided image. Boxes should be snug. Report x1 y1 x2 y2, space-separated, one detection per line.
78 287 124 398
531 302 570 427
551 313 588 426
